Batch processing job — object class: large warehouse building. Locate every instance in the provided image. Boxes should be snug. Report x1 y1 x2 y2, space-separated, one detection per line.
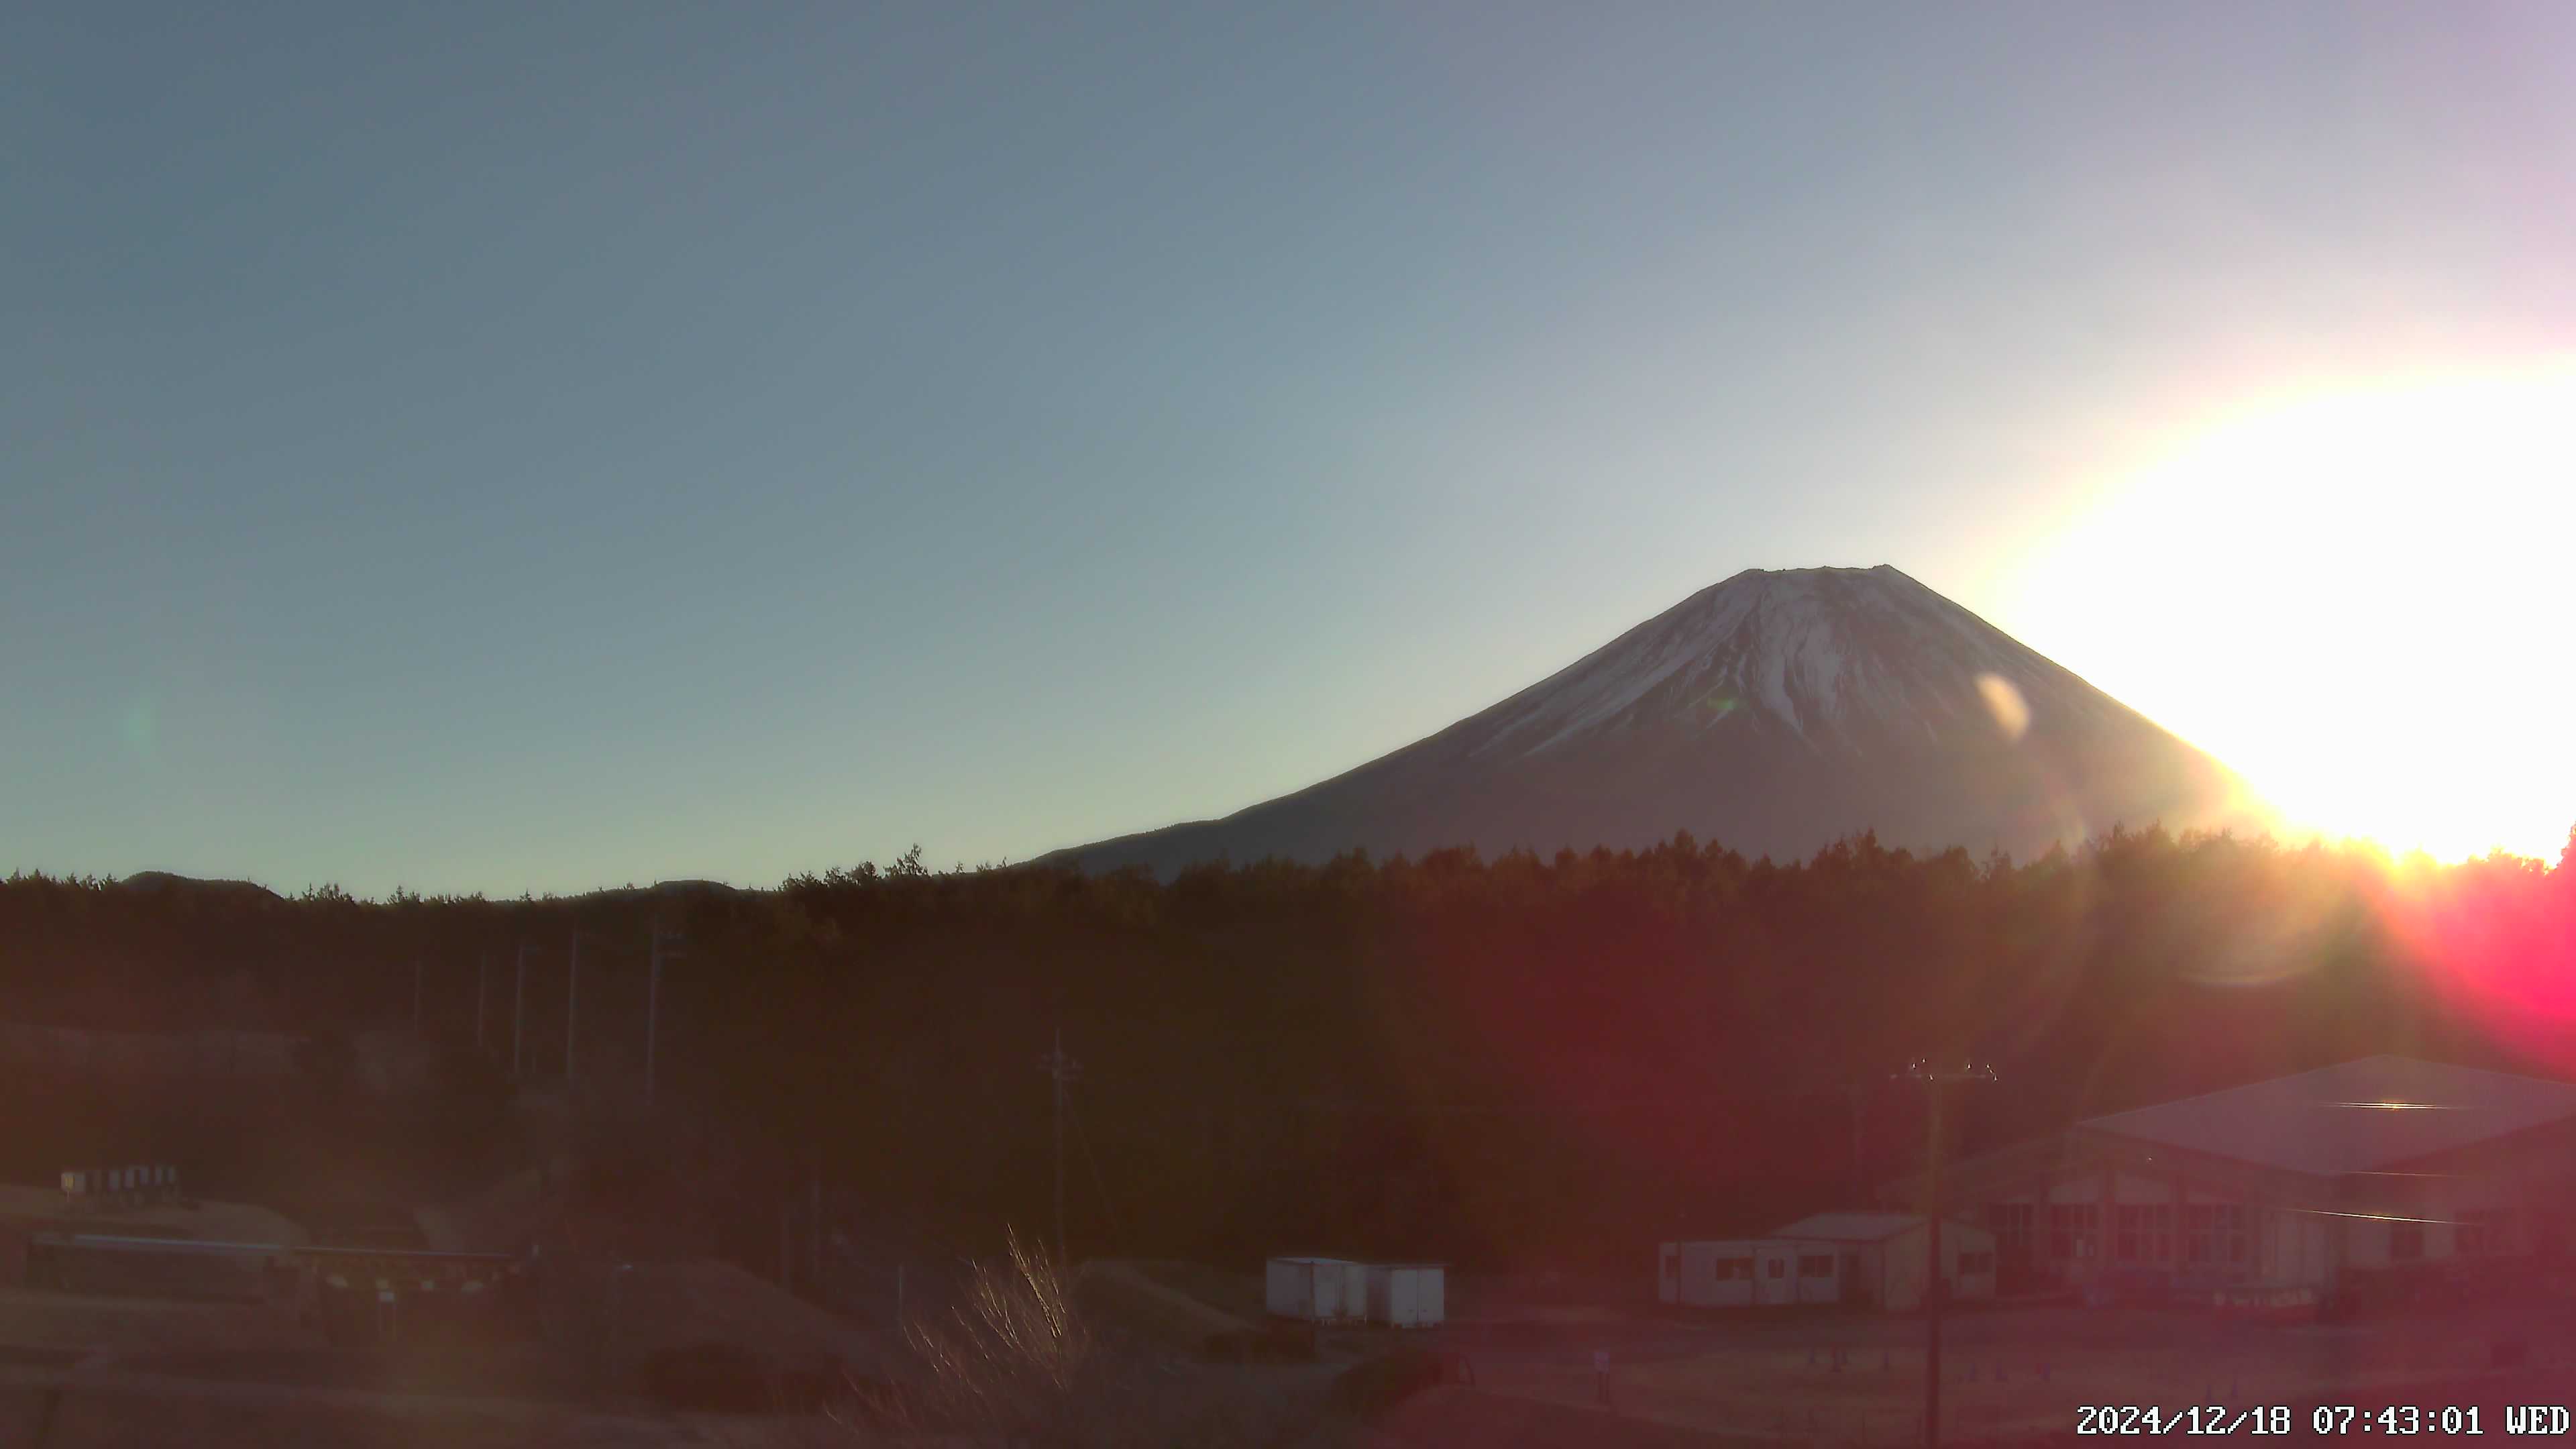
1919 1055 2576 1299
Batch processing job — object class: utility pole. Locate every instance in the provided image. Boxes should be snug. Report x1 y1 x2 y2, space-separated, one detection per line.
565 931 583 1081
1900 1059 1996 1449
647 926 684 1106
513 942 531 1081
1037 1028 1082 1266
1847 1080 1868 1204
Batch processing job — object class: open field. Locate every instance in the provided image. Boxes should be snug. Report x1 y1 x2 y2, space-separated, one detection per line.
1360 1387 1766 1448
1472 1303 2576 1442
1117 1264 2576 1444
0 1371 706 1448
0 1281 312 1356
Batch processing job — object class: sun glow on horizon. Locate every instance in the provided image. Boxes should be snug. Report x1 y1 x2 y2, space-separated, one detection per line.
2007 363 2576 866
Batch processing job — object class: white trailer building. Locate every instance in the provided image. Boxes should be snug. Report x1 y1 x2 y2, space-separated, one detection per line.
1658 1238 1794 1307
1362 1263 1446 1328
1659 1214 1995 1312
1768 1212 1996 1311
1265 1256 1368 1323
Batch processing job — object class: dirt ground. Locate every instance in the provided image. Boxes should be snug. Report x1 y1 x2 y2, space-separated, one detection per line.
606 1258 889 1378
1471 1303 2576 1442
1118 1265 2576 1444
0 1373 706 1448
0 1281 311 1356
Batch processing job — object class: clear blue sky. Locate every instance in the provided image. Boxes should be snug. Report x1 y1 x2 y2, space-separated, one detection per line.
8 3 2571 895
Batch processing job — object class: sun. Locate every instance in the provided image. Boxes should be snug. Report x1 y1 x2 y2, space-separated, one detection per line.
2005 363 2576 864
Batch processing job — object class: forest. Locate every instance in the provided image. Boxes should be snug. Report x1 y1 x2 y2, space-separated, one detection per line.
2 824 2572 1273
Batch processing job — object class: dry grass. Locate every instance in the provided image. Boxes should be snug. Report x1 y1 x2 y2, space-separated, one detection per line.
845 1231 1344 1449
864 1229 1093 1439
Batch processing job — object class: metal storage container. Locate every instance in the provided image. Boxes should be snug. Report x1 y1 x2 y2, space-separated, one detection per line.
1363 1263 1445 1328
1264 1256 1366 1322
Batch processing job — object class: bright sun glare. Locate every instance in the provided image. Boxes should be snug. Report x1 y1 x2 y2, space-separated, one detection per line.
2012 364 2576 865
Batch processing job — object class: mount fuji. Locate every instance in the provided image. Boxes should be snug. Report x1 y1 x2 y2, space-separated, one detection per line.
1043 566 2263 876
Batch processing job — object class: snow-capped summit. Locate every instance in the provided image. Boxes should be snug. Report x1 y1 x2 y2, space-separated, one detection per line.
1044 566 2262 876
1468 565 2112 757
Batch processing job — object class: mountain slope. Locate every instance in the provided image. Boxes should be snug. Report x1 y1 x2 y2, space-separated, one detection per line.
1043 566 2263 876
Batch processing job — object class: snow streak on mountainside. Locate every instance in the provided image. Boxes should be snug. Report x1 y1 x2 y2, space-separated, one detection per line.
1042 566 2266 877
1466 566 2115 757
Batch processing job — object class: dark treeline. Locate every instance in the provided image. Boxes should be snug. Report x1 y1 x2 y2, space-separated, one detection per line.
4 826 2574 1271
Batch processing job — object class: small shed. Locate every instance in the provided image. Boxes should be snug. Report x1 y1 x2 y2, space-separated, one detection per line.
1363 1263 1446 1328
1265 1257 1367 1323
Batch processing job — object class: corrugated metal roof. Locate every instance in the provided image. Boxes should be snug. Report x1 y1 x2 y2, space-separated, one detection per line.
2079 1055 2576 1177
1768 1212 1934 1242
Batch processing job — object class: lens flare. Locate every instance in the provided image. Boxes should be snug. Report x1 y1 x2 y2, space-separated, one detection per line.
2377 850 2576 1073
1976 673 2029 743
2004 362 2576 863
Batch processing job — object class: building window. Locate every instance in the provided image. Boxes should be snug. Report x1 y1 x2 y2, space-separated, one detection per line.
2457 1209 2512 1256
2151 1204 2173 1232
2391 1224 2424 1261
1986 1203 2033 1262
2188 1235 2210 1264
2155 1234 2171 1262
1799 1255 1833 1277
1956 1251 1993 1275
2186 1204 2214 1232
2228 1235 2248 1263
2457 1219 2485 1256
1716 1258 1750 1281
2050 1232 2072 1260
1768 1258 1786 1279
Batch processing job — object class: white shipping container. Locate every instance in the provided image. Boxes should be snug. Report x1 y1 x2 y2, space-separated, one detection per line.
1265 1257 1366 1322
1363 1263 1445 1328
